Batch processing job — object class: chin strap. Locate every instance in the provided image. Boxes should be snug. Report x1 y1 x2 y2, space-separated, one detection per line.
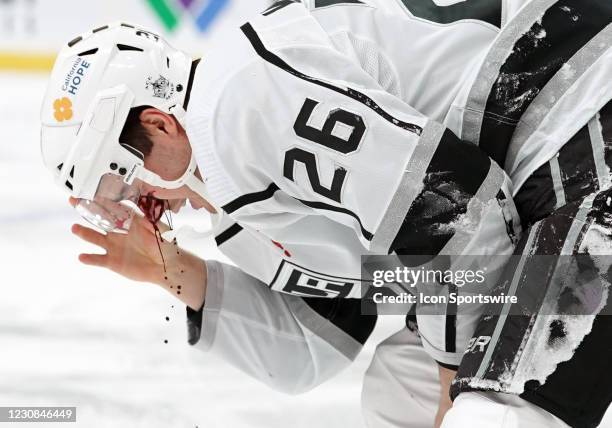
169 172 225 241
135 154 198 190
160 212 223 242
169 104 187 128
134 155 225 242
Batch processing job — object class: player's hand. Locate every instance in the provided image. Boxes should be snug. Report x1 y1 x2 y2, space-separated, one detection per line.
71 200 171 284
70 198 207 310
69 197 207 309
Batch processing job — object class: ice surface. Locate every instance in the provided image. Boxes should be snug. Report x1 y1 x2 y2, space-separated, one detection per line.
1 73 611 428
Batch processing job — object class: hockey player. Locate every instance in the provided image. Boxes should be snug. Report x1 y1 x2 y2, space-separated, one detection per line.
359 1 612 428
39 1 520 427
39 0 612 426
443 1 612 427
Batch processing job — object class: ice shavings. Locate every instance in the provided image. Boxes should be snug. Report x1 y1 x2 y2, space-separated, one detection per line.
494 62 557 115
460 219 612 395
453 376 506 393
534 28 547 40
495 83 540 115
505 221 611 394
581 222 612 260
506 314 596 394
559 4 580 21
559 63 576 81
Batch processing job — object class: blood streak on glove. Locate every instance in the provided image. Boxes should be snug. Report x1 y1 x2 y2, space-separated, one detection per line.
138 193 168 273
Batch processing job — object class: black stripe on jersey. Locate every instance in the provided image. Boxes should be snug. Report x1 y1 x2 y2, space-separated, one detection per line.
514 162 557 226
428 129 492 194
222 183 280 214
390 129 492 254
600 100 612 141
240 22 423 136
600 100 612 168
295 198 373 241
445 284 458 353
399 0 501 28
215 223 244 246
405 304 418 330
558 124 598 203
220 182 373 241
302 297 376 345
479 0 612 166
314 0 364 8
437 361 459 370
262 0 297 16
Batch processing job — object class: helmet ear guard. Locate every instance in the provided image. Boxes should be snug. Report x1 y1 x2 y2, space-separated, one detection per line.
49 85 145 233
58 85 140 200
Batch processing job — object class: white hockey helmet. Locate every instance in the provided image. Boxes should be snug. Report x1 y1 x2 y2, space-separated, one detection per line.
40 22 197 232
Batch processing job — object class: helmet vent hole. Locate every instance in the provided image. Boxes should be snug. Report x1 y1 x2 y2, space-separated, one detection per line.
65 181 73 191
78 48 98 56
57 163 64 171
68 36 82 48
121 23 135 29
69 166 75 179
166 57 170 68
93 25 109 33
117 44 144 52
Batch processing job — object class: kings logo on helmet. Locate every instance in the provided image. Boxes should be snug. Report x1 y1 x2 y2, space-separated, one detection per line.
145 75 175 100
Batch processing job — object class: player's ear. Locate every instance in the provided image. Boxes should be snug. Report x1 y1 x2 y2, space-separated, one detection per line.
139 108 179 137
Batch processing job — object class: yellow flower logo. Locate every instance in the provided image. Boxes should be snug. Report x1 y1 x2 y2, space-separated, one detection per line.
53 97 73 122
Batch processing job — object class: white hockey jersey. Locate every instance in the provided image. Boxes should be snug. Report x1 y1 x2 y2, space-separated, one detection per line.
183 0 521 367
179 0 610 394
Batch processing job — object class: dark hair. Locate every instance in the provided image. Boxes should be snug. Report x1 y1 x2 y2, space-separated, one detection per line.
119 106 154 158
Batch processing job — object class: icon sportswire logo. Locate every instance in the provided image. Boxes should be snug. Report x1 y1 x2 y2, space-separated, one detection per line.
145 0 231 32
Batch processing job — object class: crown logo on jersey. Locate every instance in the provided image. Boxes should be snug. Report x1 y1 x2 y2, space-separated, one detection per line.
53 97 73 122
146 75 175 100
